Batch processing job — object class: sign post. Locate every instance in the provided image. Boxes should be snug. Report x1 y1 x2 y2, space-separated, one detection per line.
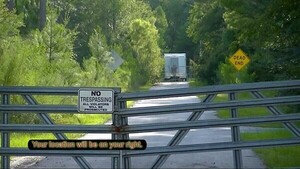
78 89 114 113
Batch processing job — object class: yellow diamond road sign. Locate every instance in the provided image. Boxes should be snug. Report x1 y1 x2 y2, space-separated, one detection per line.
229 49 250 71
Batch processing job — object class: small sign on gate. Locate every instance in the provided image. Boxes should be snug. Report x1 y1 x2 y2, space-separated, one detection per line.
78 89 114 113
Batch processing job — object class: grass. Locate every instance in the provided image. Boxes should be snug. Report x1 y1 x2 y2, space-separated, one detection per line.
10 133 56 148
188 79 206 87
241 131 300 168
127 82 153 92
137 83 153 91
215 92 284 128
127 101 135 108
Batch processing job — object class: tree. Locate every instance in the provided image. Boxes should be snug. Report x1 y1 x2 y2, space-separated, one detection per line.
88 29 113 66
154 6 168 51
6 0 14 11
30 9 81 86
13 0 40 35
0 0 23 85
187 0 228 84
160 0 193 52
221 0 300 81
0 0 22 39
128 19 164 84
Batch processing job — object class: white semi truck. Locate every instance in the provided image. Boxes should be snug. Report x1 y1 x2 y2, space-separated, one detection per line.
164 53 187 81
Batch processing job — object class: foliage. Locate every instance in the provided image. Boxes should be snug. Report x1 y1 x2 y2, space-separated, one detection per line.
30 13 80 87
88 28 113 67
0 1 22 39
128 19 164 84
187 1 229 84
154 6 168 51
187 0 300 84
217 61 254 84
1 0 299 127
160 0 195 54
13 0 40 34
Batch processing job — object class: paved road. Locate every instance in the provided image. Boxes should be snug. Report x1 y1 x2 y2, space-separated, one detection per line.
13 82 265 168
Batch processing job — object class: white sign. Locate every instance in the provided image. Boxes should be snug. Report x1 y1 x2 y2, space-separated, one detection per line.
78 89 114 113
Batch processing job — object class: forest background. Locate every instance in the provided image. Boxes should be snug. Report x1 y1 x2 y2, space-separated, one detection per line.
0 0 299 124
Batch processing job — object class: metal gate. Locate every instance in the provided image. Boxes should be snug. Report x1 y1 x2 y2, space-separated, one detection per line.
1 80 300 169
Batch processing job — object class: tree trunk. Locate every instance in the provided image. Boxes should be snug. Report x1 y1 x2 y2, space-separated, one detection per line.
39 0 47 31
6 0 14 11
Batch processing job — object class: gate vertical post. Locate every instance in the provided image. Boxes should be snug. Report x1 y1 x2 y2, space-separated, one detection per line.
1 94 10 169
229 92 243 169
112 89 123 169
112 114 121 168
112 101 130 169
120 101 131 169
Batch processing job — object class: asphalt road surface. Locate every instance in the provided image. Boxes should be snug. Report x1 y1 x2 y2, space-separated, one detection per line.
13 82 265 169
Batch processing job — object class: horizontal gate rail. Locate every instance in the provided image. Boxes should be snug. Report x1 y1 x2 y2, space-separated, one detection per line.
0 86 121 95
0 105 77 112
1 113 299 133
118 80 300 100
2 138 299 157
124 138 300 156
0 148 119 156
2 96 299 114
0 124 114 133
122 113 300 133
115 96 300 116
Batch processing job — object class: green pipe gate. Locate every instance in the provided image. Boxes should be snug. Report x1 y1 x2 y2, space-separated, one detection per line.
1 80 300 168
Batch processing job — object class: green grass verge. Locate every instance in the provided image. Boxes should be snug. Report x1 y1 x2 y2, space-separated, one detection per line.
137 83 153 91
127 101 135 108
241 130 300 168
10 133 56 148
215 92 284 128
127 82 153 92
188 79 206 87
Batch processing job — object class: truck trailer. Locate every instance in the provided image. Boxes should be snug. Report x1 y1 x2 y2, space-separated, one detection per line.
164 53 187 81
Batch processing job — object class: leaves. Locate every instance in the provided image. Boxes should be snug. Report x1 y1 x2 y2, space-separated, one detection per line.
0 0 23 39
88 29 113 66
128 19 163 83
187 0 300 84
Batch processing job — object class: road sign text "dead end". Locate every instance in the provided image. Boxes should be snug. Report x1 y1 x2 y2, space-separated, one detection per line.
229 49 250 71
